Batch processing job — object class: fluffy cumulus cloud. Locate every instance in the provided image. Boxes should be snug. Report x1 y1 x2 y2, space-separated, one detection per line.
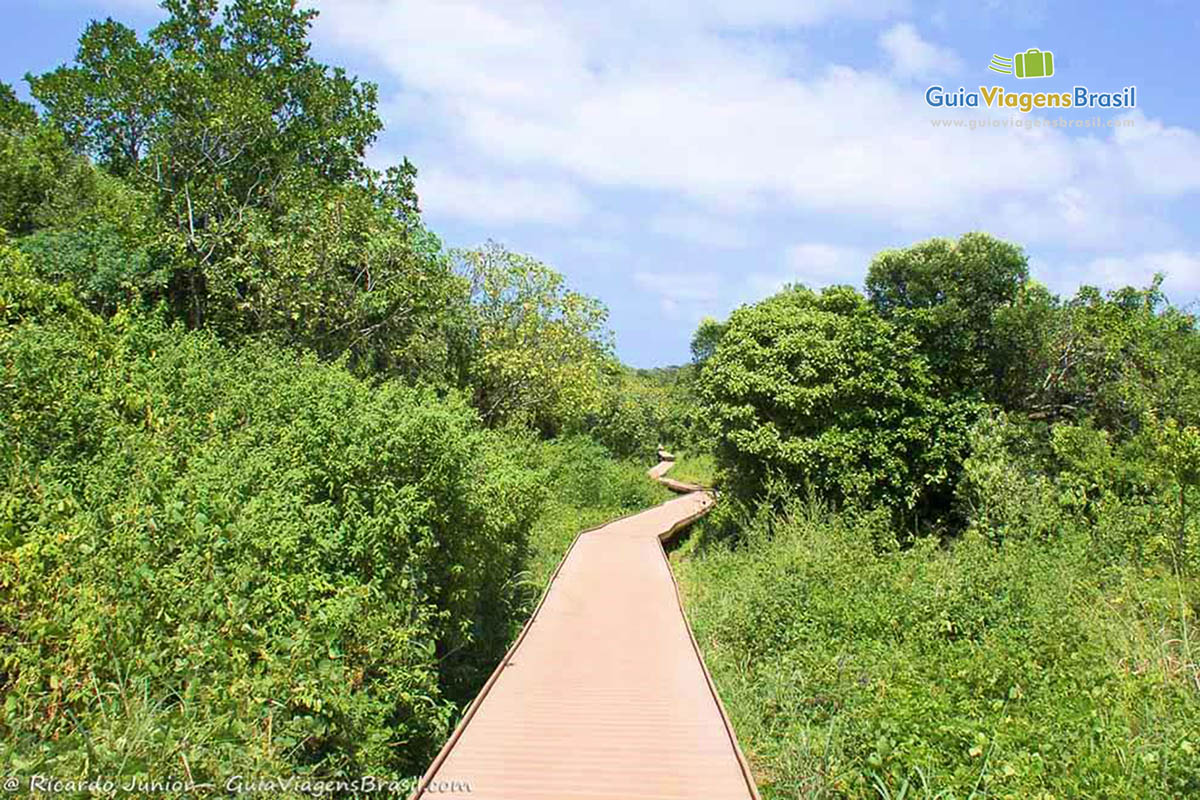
879 22 963 79
315 3 1198 219
305 0 1200 327
1048 251 1200 301
417 169 590 226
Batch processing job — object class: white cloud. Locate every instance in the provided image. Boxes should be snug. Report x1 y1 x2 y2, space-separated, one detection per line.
744 242 868 301
1109 111 1200 196
417 169 589 226
787 243 869 284
505 0 909 33
878 22 962 79
312 1 1200 251
650 213 748 249
58 0 162 10
1056 251 1200 300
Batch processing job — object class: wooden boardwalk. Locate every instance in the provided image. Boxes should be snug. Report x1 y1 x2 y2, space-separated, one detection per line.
411 462 758 799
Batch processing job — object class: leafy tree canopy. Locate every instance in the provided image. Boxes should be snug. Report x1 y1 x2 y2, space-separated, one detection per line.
866 232 1029 400
698 284 978 519
27 0 386 329
455 242 614 435
0 82 37 132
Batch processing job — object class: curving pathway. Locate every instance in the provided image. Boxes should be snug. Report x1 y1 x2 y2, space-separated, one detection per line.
411 457 758 799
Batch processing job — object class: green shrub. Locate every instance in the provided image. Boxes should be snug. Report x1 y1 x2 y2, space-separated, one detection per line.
590 385 665 459
0 267 542 781
18 227 157 314
589 365 706 459
956 411 1199 572
697 284 978 524
956 413 1065 544
0 97 74 237
677 501 1200 799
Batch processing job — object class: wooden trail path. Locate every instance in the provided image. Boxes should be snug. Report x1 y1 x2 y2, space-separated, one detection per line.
411 458 758 799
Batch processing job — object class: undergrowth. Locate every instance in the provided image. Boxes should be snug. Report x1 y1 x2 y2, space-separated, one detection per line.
676 501 1200 799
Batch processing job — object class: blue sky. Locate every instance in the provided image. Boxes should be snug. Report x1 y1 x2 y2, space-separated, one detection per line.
4 1 1200 366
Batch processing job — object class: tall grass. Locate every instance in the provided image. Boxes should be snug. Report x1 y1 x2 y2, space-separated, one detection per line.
665 452 717 488
674 500 1200 799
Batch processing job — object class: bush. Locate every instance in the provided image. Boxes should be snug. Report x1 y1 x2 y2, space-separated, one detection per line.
697 284 978 524
0 266 542 780
956 411 1199 572
589 365 706 459
956 413 1065 544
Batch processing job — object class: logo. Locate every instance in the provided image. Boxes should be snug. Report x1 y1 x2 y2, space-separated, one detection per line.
989 49 1055 79
925 45 1136 113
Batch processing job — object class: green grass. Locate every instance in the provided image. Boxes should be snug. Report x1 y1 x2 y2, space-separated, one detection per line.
665 451 717 488
674 501 1200 799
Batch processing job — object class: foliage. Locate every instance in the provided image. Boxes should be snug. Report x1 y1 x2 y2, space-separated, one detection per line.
519 435 672 591
454 242 613 434
26 0 389 335
676 500 1200 799
1025 278 1200 434
1147 416 1200 569
15 159 163 315
0 265 544 780
0 82 37 131
866 232 1030 401
697 284 978 521
0 0 683 790
679 232 1200 797
243 180 464 380
955 413 1064 545
590 374 667 458
0 85 75 237
11 0 1200 792
690 316 726 364
588 364 704 458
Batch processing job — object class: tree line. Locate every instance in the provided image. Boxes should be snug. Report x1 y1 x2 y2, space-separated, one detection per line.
694 232 1200 569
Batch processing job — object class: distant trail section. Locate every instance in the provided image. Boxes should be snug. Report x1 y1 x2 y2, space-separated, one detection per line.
411 458 758 800
648 450 706 494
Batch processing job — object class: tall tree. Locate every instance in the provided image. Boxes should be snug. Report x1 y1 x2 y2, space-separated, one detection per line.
866 232 1029 401
29 0 383 329
454 242 613 434
690 316 726 365
0 82 37 132
26 19 160 177
0 82 75 236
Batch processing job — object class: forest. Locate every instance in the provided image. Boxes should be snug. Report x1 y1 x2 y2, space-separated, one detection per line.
1 1 1197 798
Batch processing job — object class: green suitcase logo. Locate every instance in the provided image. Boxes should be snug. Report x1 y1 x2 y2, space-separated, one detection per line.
988 48 1055 78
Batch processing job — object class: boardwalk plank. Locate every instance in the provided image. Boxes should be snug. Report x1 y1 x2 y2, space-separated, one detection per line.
412 467 757 800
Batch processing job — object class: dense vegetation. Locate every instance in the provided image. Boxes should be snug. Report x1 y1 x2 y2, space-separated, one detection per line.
679 233 1200 797
0 0 686 787
3 2 1197 797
